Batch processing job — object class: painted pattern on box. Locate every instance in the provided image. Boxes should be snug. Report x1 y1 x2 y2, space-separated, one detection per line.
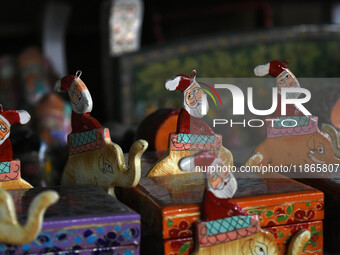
0 185 141 254
120 172 324 255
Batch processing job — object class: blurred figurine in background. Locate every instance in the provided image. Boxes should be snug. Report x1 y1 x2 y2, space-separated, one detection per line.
0 57 19 109
254 60 303 117
18 47 52 106
0 47 71 187
247 60 340 167
35 93 71 147
34 93 71 186
0 106 32 189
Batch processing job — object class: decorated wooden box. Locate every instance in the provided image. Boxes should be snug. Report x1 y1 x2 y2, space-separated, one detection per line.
1 185 141 254
120 172 324 255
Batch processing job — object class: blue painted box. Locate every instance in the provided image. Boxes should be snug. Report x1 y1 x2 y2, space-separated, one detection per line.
1 185 140 255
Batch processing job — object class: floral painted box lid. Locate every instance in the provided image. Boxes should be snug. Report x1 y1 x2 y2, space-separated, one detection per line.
2 185 140 254
120 172 324 241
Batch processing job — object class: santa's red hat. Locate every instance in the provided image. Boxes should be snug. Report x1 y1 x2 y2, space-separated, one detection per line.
55 70 82 92
179 151 218 172
254 60 288 78
0 105 31 125
165 70 197 92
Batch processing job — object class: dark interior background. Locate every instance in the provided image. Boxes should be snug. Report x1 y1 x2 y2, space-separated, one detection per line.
0 0 335 124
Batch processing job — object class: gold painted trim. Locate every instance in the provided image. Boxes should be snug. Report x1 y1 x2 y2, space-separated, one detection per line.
163 199 323 221
242 199 323 210
43 220 140 232
164 212 200 221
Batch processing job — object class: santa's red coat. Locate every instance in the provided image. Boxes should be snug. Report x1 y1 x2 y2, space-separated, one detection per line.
202 191 247 221
71 112 102 134
0 110 24 162
272 94 304 118
177 108 215 135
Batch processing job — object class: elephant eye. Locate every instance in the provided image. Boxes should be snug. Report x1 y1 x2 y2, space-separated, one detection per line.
105 162 113 173
254 245 266 255
317 146 324 154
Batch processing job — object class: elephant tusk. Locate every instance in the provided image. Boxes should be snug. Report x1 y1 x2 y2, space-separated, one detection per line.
287 229 311 255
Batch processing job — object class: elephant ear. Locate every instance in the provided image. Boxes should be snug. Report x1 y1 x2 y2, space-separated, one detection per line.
321 123 340 158
98 154 105 174
242 238 254 255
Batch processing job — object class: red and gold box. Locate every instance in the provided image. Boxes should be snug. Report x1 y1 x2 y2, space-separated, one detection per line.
120 172 324 255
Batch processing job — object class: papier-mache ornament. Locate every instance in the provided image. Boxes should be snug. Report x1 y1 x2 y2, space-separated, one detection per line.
147 70 233 177
179 151 243 219
179 151 311 255
0 106 33 190
247 60 340 166
55 71 148 196
254 59 304 117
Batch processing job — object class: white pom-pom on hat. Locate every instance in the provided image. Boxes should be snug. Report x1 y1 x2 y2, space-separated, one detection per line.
254 63 270 76
165 76 181 91
17 110 31 124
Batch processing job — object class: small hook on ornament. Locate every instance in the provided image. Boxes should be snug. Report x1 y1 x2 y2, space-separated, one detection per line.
191 69 197 79
75 70 82 79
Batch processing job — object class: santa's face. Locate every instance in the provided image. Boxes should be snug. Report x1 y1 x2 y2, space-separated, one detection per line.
206 160 237 199
69 78 93 114
184 82 209 118
276 69 301 99
276 69 298 88
208 165 229 189
0 116 10 145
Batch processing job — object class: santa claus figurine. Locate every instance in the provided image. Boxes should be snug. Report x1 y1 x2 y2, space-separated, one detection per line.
165 70 214 135
54 70 102 133
0 106 30 162
180 151 246 221
254 60 304 117
147 70 233 177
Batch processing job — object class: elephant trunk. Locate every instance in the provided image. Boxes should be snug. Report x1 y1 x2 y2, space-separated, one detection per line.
113 139 148 188
21 191 59 243
321 124 340 159
287 229 311 255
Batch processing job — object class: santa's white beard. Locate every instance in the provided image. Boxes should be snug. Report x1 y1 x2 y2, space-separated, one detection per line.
71 89 93 114
208 172 237 199
184 95 209 118
279 81 301 99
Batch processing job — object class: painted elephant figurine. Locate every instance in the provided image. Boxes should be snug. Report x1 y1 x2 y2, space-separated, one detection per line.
246 123 340 166
0 188 59 244
55 71 148 196
61 134 148 196
193 228 310 255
